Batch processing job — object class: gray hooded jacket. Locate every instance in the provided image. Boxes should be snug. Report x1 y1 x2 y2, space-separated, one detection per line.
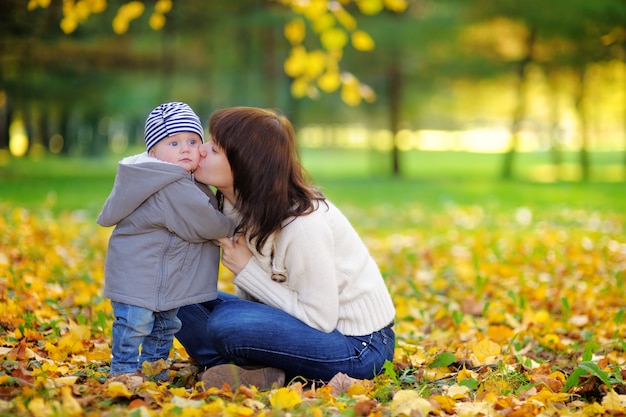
97 153 235 311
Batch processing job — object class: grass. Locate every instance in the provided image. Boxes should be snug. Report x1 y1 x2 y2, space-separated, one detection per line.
0 148 625 228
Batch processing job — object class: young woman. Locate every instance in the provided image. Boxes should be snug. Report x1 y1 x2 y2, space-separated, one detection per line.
175 106 396 389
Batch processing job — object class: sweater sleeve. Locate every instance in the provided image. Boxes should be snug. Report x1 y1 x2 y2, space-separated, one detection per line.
158 179 235 242
232 213 339 332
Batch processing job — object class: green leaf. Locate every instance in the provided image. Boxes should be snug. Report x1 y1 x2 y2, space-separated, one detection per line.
382 360 399 385
459 378 479 390
561 297 571 317
614 309 624 326
564 368 587 392
578 362 612 388
564 361 614 392
429 352 456 368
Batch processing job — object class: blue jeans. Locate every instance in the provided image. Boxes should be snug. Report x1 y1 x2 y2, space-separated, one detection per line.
110 301 182 375
175 293 395 383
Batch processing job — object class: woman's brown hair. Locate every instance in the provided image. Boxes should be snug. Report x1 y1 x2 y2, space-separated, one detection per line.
209 107 325 253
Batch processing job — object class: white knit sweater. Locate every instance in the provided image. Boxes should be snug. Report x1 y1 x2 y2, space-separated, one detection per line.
225 199 396 336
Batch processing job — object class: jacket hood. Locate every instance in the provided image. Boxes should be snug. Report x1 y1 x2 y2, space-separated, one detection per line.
98 152 190 226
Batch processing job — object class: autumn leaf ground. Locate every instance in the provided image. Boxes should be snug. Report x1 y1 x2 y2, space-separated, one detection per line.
1 152 626 416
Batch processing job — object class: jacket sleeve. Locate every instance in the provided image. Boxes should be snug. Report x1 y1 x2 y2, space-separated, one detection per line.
232 213 339 333
157 179 235 242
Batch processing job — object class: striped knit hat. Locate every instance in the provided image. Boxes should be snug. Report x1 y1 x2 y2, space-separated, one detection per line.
144 102 204 151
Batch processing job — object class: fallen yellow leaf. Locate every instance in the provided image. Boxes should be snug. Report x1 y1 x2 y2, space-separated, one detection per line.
61 386 83 417
391 390 432 417
54 376 79 387
105 381 134 398
471 338 502 365
270 387 302 410
602 390 626 411
446 383 470 399
27 397 52 417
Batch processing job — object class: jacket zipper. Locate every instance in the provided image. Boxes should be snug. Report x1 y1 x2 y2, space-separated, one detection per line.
156 232 175 311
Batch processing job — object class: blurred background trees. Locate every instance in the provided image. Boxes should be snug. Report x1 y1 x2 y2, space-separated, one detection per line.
1 0 625 181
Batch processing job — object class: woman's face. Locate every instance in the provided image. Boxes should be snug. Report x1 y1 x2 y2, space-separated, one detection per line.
195 139 233 191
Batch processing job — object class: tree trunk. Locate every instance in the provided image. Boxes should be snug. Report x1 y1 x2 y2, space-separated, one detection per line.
501 28 536 180
623 57 626 181
574 66 590 181
160 14 175 99
546 68 562 180
388 52 402 177
261 25 279 109
0 97 10 152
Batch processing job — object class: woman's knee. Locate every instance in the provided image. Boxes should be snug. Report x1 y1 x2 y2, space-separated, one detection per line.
207 300 273 341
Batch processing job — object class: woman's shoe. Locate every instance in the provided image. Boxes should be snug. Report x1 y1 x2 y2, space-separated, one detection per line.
200 364 285 390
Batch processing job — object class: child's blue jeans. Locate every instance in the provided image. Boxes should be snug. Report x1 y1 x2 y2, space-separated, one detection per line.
110 301 181 375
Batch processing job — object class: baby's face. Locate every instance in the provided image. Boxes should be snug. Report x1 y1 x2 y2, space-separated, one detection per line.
149 132 202 172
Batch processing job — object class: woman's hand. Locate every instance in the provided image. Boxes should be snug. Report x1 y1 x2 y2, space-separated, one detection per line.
218 235 253 275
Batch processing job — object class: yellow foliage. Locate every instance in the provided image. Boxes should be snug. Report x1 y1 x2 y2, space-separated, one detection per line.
446 384 471 399
200 398 226 414
486 324 515 341
54 376 79 387
285 18 306 45
119 1 145 20
155 0 172 14
340 75 362 106
290 78 310 98
284 46 308 77
346 382 369 397
384 0 409 12
470 338 502 365
583 402 606 415
90 0 107 14
356 0 384 15
391 390 432 417
457 367 478 382
602 390 626 411
149 13 166 30
105 381 134 398
224 402 256 416
60 386 83 417
298 0 328 20
312 13 336 34
321 27 349 51
270 387 303 410
540 333 561 349
57 0 107 33
29 0 402 106
27 397 50 417
318 70 341 92
142 358 169 377
3 194 626 415
431 394 456 413
60 17 78 35
112 1 145 34
351 30 375 51
332 6 356 30
527 389 571 404
27 0 51 10
305 50 327 78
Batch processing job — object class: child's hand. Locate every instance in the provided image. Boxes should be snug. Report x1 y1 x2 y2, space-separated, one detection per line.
218 235 252 274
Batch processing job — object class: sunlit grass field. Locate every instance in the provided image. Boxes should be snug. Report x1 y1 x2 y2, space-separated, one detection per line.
1 149 625 224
